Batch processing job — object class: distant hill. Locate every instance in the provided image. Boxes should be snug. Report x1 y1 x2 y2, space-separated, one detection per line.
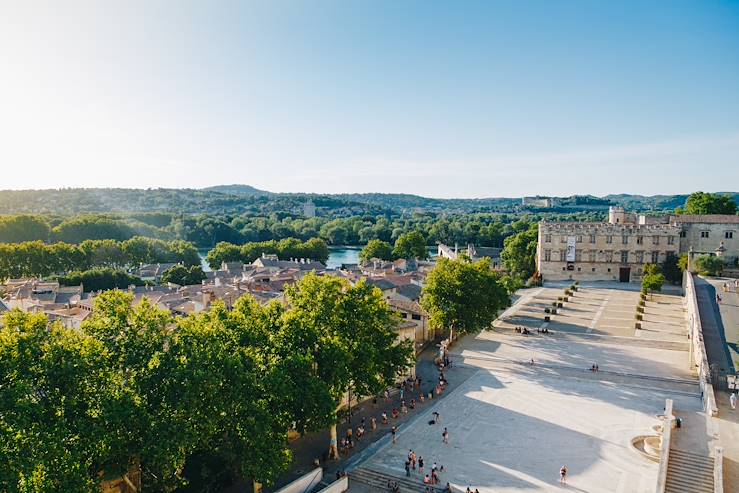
203 184 272 196
0 186 735 216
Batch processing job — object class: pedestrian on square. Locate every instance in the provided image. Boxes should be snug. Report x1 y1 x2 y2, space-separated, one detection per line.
400 387 405 400
730 392 737 410
405 460 410 477
418 456 424 474
391 425 397 444
382 411 388 424
560 465 568 484
371 416 377 430
443 427 449 444
411 451 417 469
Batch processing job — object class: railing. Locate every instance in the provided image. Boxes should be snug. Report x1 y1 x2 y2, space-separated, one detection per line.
684 272 718 416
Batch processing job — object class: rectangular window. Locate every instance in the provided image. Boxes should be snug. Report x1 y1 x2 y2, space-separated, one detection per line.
589 234 596 243
576 235 583 243
561 235 567 242
652 235 659 245
620 251 629 264
726 231 734 239
622 235 628 245
636 251 644 263
701 231 710 238
636 236 643 245
667 236 675 245
651 251 659 263
588 251 596 262
545 234 552 243
606 235 613 244
559 250 566 261
411 314 421 321
544 249 551 261
575 250 582 262
605 251 613 262
679 231 686 238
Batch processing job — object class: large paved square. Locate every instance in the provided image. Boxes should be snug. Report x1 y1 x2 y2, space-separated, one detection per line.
362 368 702 493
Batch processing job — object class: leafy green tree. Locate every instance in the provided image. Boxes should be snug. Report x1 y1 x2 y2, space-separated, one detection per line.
393 231 428 260
678 254 689 272
500 225 538 282
679 192 737 215
280 274 414 459
421 257 510 341
58 268 144 292
0 215 50 243
642 272 665 299
161 265 206 286
694 255 725 276
661 253 682 285
359 239 395 264
0 310 127 493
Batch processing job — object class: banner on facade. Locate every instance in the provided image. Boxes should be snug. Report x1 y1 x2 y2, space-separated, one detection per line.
566 236 576 262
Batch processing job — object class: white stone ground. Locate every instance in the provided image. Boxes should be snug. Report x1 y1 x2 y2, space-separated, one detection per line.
356 285 710 493
363 367 702 493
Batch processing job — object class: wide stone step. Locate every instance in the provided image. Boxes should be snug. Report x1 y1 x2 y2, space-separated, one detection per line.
350 466 431 492
664 448 714 493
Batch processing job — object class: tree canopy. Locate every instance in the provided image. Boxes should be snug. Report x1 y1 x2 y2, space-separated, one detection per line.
358 239 394 264
500 225 538 283
161 264 206 286
421 257 510 338
694 255 725 276
678 192 737 215
393 231 428 260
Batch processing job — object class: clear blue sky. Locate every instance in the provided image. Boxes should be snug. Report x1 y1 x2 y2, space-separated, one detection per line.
1 0 738 197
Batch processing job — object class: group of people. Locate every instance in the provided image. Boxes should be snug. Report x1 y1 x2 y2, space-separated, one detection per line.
589 363 600 372
722 279 739 293
515 326 550 335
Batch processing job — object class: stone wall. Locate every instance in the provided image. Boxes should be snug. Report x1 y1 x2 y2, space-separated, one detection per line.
537 221 680 282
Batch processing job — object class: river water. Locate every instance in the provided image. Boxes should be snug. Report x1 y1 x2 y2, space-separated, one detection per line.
198 246 437 272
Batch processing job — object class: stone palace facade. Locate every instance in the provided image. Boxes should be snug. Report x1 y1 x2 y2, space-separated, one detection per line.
537 207 738 282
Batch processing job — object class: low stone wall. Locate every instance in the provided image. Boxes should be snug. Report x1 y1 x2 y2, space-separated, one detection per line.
714 446 724 493
314 476 348 493
272 468 323 493
684 272 718 416
655 399 674 493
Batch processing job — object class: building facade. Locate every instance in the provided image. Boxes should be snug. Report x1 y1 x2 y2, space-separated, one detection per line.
537 207 738 282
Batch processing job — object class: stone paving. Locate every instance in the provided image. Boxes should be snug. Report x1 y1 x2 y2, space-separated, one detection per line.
349 284 713 493
702 277 739 490
495 283 686 341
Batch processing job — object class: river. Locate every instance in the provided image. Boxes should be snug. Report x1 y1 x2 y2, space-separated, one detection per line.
198 246 438 272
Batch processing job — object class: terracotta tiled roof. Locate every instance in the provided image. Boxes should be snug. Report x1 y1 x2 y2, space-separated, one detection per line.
670 214 739 224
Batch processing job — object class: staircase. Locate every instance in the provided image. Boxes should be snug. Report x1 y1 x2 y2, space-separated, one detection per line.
664 448 714 493
350 466 432 492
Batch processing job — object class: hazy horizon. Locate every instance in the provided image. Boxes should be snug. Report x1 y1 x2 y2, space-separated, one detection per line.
1 1 738 197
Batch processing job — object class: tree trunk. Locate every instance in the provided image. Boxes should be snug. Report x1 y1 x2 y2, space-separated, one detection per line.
253 480 263 493
329 422 339 459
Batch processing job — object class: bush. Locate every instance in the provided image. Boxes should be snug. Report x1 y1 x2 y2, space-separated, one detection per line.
636 306 644 313
635 313 643 321
58 268 144 292
694 255 725 277
638 300 645 307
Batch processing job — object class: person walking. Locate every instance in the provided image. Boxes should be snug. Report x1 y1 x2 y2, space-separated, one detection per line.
731 392 737 410
418 456 424 475
405 460 410 477
442 427 449 444
391 425 397 444
371 416 377 430
560 465 568 484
